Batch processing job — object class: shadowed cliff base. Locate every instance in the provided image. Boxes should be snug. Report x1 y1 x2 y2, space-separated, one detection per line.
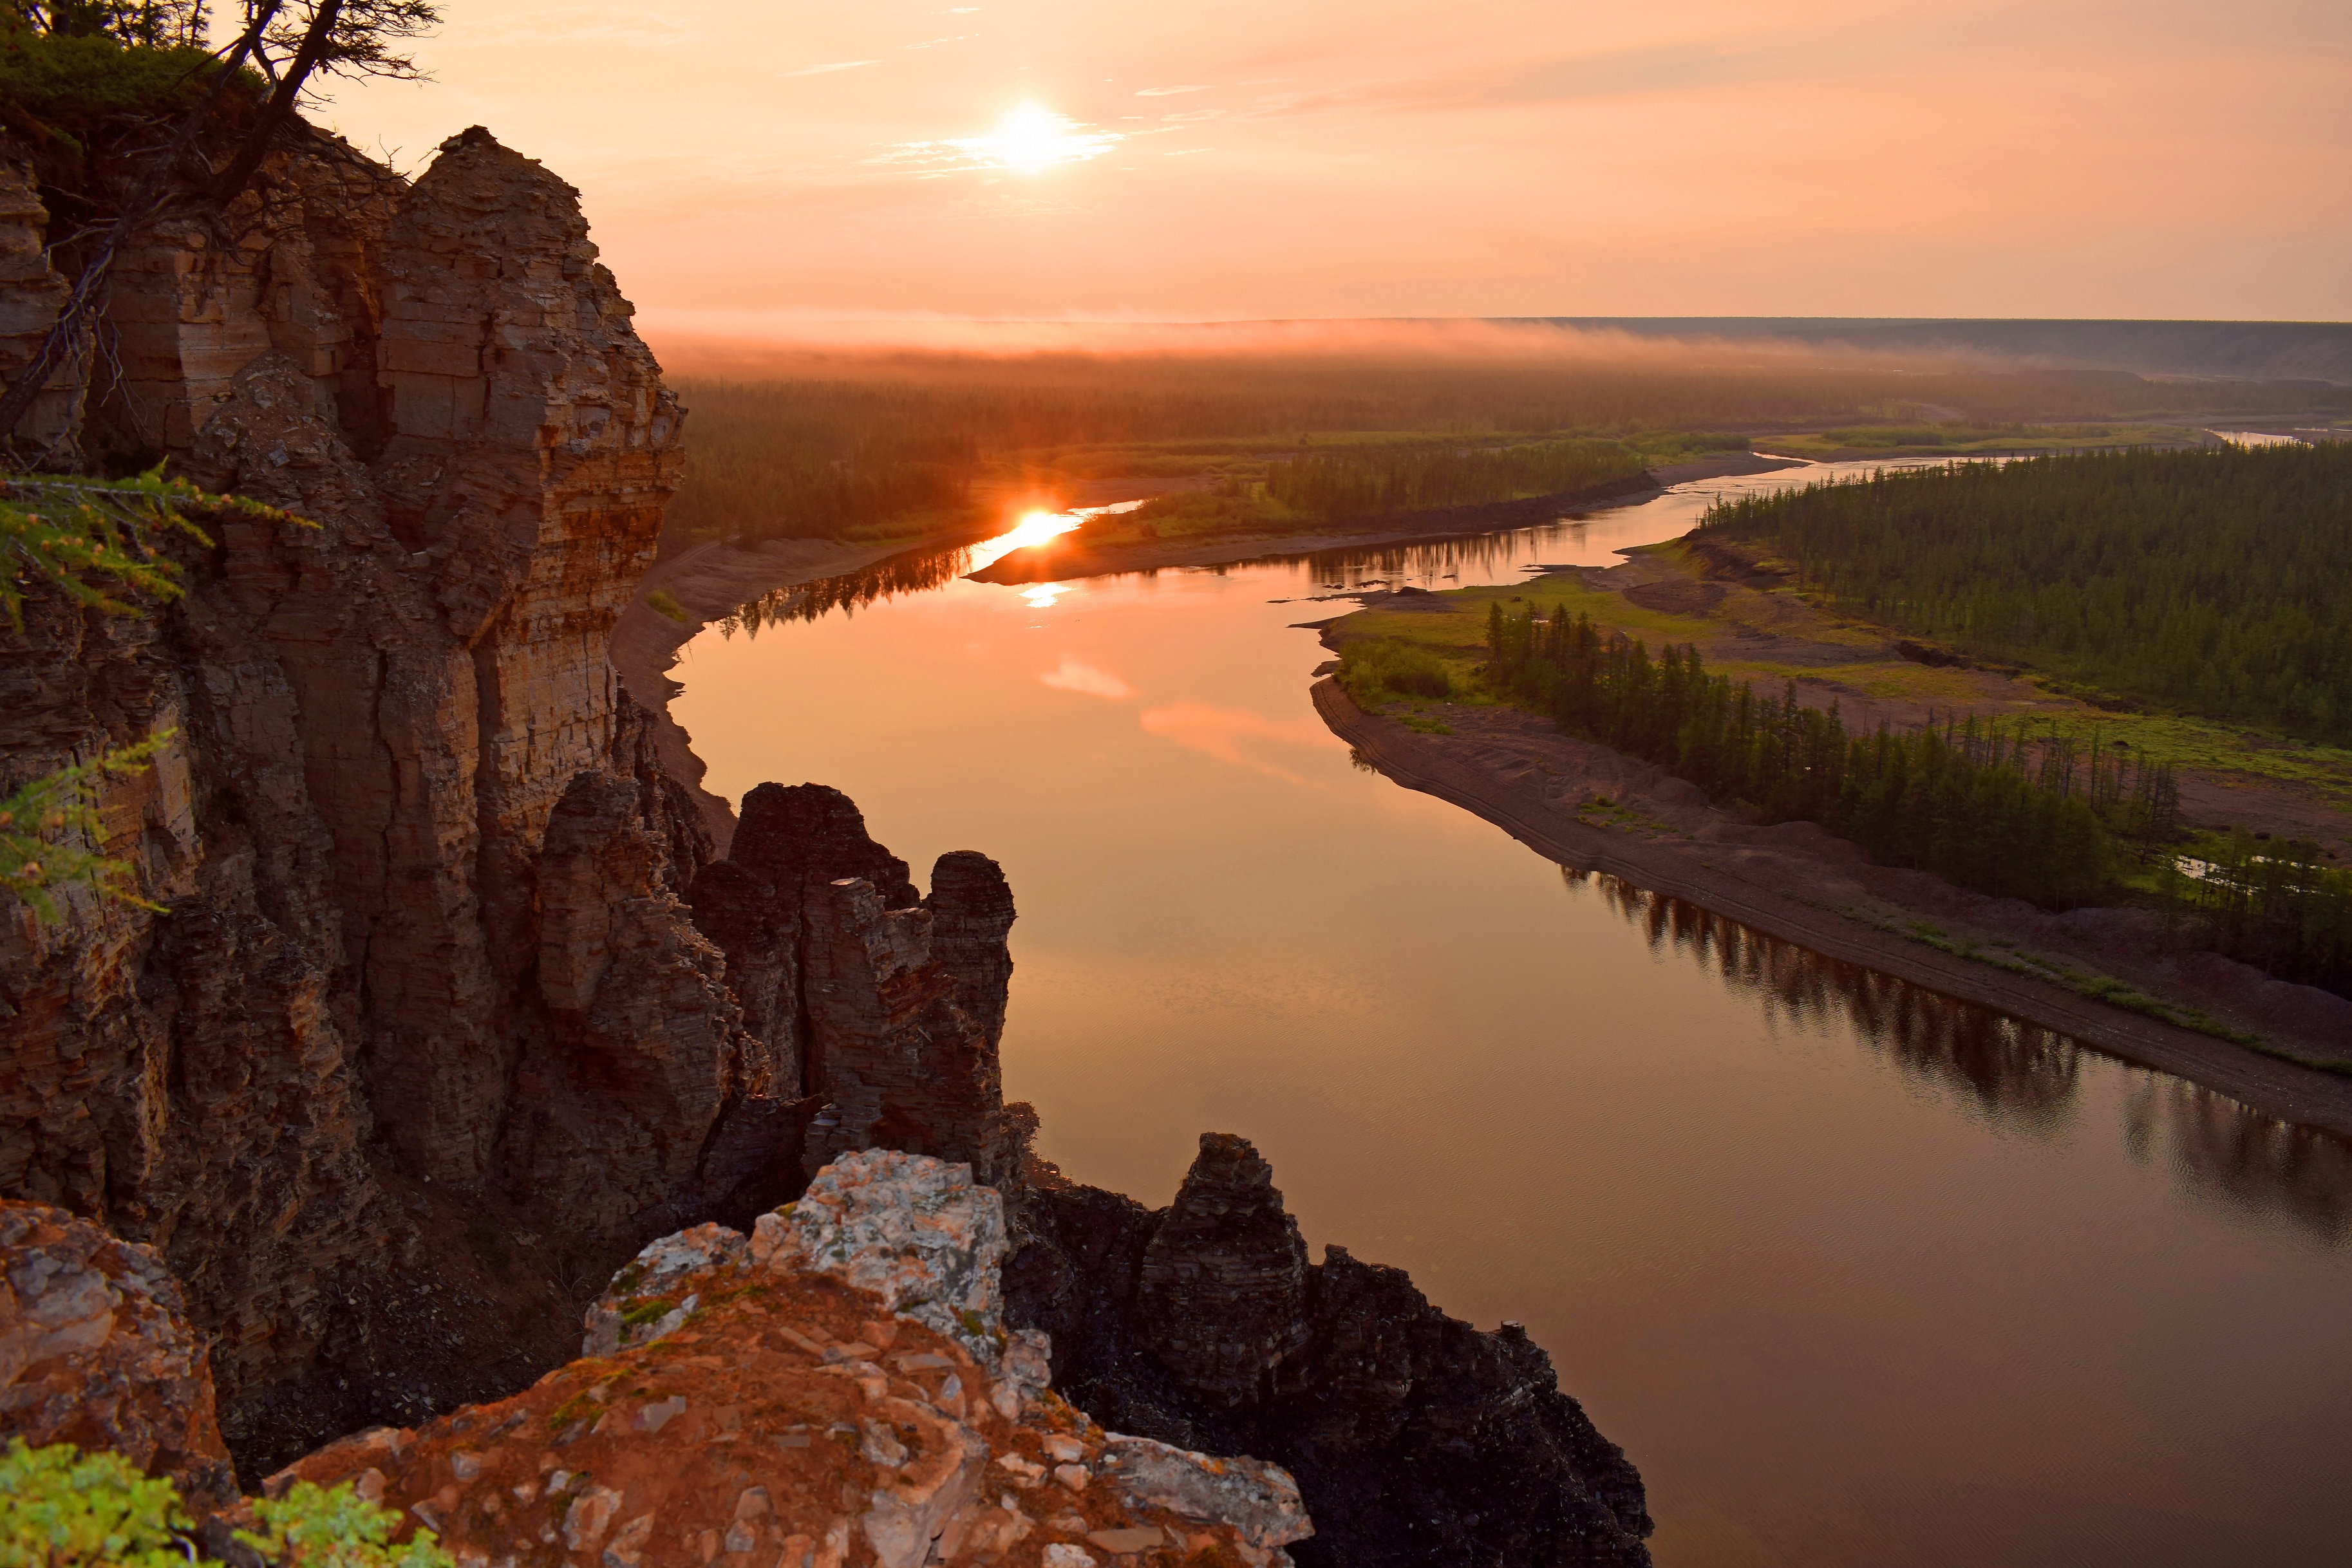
1006 1134 1655 1567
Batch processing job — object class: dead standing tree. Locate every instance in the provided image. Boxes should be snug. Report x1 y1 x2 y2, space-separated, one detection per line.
0 0 440 456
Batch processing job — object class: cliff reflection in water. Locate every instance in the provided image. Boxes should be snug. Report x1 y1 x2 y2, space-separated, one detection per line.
1568 868 2352 1245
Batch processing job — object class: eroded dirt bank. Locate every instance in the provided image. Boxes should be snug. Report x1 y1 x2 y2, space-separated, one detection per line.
1312 679 2352 1139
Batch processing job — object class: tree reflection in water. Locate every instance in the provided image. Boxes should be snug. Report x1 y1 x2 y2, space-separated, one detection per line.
1566 867 2352 1246
720 543 990 637
715 512 1621 637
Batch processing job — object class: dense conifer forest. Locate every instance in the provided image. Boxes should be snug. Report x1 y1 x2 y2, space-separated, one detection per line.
1474 604 2351 999
1261 437 1643 519
1698 445 2352 740
1480 604 2135 906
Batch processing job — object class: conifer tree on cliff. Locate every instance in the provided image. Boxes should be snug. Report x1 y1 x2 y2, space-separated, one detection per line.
0 1 429 911
0 0 440 452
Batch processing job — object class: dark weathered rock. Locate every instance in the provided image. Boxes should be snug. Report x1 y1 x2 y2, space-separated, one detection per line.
1007 1141 1655 1567
927 850 1018 1047
685 858 798 1090
1135 1134 1311 1410
799 877 1010 1185
732 782 919 911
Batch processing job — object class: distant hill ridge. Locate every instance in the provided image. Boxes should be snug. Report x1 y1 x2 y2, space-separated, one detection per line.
1530 317 2352 385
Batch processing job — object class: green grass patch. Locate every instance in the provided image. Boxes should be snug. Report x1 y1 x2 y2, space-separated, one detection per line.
1763 423 2200 458
1876 916 2266 1046
1337 639 1467 705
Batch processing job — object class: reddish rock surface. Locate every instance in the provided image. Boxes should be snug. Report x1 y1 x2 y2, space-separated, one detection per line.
278 1154 1312 1568
0 1199 237 1512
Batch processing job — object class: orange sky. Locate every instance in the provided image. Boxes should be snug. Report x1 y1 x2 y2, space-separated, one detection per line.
323 1 2351 330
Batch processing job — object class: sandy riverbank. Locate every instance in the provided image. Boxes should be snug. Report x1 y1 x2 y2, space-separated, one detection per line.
1312 678 2352 1139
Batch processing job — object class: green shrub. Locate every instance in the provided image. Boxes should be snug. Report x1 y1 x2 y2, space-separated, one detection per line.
1339 639 1456 703
0 1439 455 1568
239 1478 456 1567
0 30 245 124
0 1439 189 1567
645 587 689 622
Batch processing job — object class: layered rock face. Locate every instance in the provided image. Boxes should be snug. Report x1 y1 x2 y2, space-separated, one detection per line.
1007 1137 1655 1567
0 125 1032 1471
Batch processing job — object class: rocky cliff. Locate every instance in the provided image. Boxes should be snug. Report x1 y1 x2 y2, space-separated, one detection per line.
0 125 1017 1473
1 120 1648 1562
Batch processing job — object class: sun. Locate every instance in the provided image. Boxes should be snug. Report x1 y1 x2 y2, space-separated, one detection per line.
967 105 1120 173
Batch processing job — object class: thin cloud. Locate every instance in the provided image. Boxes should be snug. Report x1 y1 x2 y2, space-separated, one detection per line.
782 59 880 77
1136 84 1213 97
1039 656 1134 700
1139 704 1329 789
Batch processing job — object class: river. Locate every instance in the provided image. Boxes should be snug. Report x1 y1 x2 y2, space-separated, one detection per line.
670 462 2352 1567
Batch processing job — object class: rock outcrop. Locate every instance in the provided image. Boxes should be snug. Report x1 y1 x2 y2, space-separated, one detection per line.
685 785 1021 1188
278 1152 1313 1568
1133 1134 1310 1410
1007 1137 1655 1566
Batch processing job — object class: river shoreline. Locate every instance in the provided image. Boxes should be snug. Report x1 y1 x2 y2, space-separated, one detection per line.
612 454 1791 844
1310 678 2352 1139
968 453 1799 584
612 458 2352 1139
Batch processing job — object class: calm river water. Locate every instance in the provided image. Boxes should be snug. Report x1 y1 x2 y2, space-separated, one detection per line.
673 464 2352 1567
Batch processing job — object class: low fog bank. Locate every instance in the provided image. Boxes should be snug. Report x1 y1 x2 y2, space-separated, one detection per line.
1539 318 2352 385
639 314 2352 387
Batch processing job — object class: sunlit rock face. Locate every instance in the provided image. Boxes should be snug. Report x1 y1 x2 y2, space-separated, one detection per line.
0 124 720 1462
370 127 686 1031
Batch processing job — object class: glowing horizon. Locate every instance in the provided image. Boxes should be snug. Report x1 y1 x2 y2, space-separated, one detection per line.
319 1 2350 324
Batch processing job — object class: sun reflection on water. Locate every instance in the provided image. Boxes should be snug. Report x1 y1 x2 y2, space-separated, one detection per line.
966 508 1080 573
